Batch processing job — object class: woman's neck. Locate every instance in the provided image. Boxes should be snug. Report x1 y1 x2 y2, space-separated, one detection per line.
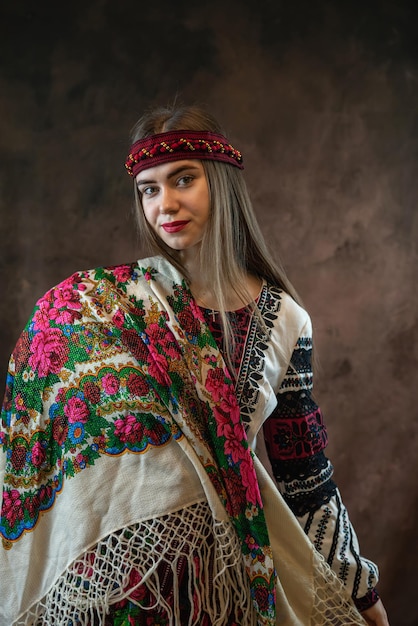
190 273 262 312
180 247 262 311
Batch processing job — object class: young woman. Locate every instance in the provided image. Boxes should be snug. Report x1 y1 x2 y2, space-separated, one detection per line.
0 104 389 625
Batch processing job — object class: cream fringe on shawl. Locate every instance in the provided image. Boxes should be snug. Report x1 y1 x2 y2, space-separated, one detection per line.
15 501 257 626
254 456 367 625
12 447 367 625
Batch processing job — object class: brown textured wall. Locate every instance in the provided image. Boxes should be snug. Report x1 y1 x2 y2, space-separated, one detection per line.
1 2 417 623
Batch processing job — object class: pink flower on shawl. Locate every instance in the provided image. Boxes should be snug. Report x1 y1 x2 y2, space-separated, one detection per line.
15 393 26 412
28 328 69 377
55 308 82 325
245 534 260 552
112 309 125 329
219 385 240 423
53 281 82 310
33 300 59 330
114 414 144 444
142 266 156 282
213 406 235 438
223 422 248 463
101 373 120 395
31 441 47 468
64 397 90 424
240 457 262 507
147 347 171 387
205 367 225 402
75 453 86 470
2 489 24 527
189 297 205 322
206 368 241 435
114 265 133 283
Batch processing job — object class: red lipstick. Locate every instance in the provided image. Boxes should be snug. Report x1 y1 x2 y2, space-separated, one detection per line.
161 221 189 233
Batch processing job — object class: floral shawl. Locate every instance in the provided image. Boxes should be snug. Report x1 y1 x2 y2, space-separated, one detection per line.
1 256 368 626
0 256 277 625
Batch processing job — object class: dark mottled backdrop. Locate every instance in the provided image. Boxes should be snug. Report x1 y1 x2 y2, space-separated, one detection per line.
1 1 417 624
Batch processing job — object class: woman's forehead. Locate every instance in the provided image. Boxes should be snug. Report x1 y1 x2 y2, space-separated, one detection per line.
135 159 204 184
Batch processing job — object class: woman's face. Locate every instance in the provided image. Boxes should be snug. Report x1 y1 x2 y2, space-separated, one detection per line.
136 159 210 260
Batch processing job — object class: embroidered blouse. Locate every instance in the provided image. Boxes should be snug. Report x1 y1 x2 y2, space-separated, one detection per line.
200 294 379 611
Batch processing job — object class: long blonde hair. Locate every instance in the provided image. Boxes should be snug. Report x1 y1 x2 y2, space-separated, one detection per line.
129 103 304 369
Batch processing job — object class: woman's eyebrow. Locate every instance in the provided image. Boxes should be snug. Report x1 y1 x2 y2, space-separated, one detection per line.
136 163 200 186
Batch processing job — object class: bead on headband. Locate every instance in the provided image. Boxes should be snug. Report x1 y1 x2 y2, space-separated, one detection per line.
125 130 244 177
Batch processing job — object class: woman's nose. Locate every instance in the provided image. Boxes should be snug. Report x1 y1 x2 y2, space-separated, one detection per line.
159 186 179 213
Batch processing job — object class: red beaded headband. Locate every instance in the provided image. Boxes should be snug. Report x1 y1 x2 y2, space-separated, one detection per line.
125 130 244 176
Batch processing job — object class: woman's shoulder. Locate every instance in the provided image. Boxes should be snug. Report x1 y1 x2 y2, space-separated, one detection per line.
30 256 182 324
263 282 312 339
37 256 167 299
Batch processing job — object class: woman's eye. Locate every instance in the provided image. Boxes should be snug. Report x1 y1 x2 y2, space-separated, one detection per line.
141 186 157 196
178 175 193 186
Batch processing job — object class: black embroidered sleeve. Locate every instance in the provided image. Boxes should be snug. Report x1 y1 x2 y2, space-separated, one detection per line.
263 328 380 601
270 451 337 516
263 336 336 515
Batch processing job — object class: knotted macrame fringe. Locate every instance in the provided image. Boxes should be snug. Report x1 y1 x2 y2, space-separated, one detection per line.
310 549 367 625
12 502 367 626
14 501 258 626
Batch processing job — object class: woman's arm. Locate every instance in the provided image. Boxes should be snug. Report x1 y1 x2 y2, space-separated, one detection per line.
263 321 384 613
362 599 390 626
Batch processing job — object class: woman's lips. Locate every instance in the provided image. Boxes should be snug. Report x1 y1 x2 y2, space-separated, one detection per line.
161 221 190 233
